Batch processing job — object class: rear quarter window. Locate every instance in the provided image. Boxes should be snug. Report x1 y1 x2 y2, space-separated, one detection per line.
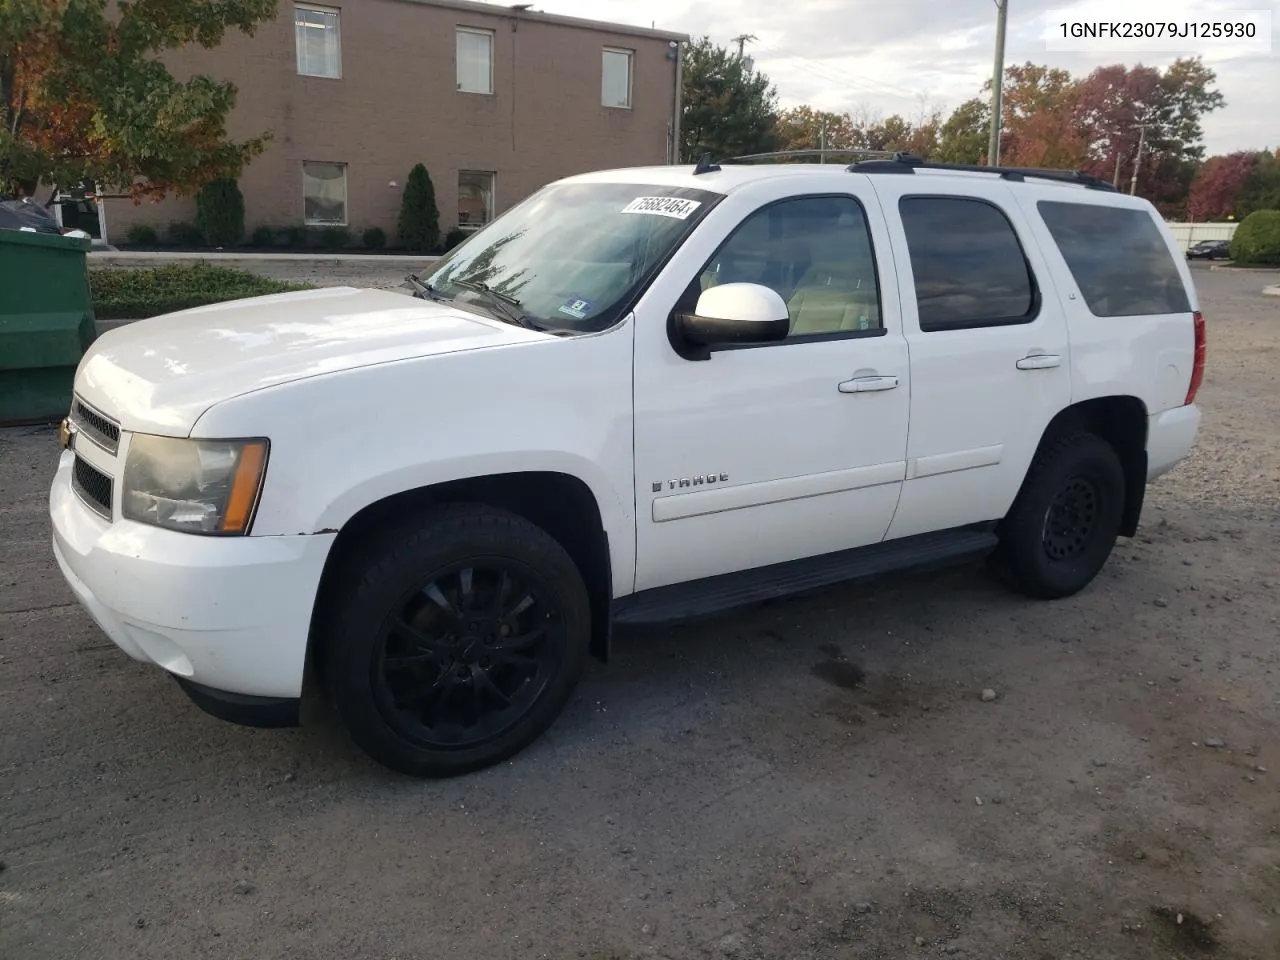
1037 200 1191 318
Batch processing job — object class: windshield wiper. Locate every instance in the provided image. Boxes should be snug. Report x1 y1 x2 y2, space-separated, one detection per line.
451 276 540 329
405 273 450 302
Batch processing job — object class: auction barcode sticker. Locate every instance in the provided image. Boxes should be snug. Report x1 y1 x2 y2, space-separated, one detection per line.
621 197 703 219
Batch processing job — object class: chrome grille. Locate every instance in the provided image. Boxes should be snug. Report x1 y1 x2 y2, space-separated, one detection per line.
72 456 113 520
71 396 121 455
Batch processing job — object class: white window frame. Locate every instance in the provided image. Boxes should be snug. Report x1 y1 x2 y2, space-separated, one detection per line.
302 161 349 226
458 170 496 231
294 3 342 80
456 27 494 95
602 47 633 109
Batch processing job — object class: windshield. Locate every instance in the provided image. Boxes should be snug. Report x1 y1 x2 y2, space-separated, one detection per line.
421 181 722 332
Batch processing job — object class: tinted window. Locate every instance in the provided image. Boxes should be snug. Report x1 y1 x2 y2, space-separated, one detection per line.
1038 201 1191 317
695 195 882 339
899 197 1036 332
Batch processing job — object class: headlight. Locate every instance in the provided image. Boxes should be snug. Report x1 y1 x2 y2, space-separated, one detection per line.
122 435 269 535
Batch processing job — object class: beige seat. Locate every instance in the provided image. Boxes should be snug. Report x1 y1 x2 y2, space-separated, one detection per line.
787 260 879 335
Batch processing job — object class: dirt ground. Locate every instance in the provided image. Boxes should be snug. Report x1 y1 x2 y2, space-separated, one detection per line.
1 264 1278 960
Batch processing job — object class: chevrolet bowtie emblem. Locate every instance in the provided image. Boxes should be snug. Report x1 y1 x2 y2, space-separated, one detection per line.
59 417 77 450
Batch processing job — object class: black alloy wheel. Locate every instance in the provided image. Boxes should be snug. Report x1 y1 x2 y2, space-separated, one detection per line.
321 505 591 777
372 560 564 750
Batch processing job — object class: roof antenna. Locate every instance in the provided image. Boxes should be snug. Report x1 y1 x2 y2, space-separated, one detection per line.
693 152 721 175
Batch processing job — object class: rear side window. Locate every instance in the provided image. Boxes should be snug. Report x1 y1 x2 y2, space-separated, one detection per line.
899 196 1037 332
1037 201 1191 317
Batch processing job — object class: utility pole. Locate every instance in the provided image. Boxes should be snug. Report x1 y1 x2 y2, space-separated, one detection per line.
987 0 1008 166
1129 122 1147 195
731 33 757 59
820 117 828 164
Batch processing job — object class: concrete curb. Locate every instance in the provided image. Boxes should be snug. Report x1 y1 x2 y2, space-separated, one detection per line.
88 250 440 265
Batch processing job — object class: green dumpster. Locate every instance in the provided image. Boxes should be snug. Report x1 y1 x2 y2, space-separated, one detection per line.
0 229 97 425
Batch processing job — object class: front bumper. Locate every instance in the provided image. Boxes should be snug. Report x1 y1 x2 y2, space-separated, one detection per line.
50 449 337 704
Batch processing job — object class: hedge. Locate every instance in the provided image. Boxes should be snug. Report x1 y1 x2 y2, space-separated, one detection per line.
90 264 311 320
1229 210 1280 266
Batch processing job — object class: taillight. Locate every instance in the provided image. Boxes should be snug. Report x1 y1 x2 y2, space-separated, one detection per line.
1185 310 1205 405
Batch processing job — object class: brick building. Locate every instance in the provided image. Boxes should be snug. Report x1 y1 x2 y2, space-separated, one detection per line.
103 0 687 245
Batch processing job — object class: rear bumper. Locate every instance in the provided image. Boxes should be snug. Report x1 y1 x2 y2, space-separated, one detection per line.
50 450 336 701
1147 404 1201 480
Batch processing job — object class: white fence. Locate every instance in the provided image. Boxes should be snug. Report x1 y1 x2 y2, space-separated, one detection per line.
1166 221 1238 252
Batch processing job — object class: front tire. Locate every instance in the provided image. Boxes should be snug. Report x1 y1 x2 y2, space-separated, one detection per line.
992 432 1126 600
320 504 591 777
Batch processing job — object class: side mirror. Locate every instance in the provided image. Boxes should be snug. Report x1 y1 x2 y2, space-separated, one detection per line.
677 283 790 349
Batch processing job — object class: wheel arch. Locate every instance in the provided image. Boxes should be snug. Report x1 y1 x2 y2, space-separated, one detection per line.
1030 395 1149 537
306 471 617 693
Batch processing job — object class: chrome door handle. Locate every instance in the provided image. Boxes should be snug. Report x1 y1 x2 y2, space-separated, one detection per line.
838 375 899 393
1016 354 1062 370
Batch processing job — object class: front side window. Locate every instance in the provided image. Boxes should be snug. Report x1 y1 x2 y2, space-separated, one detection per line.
295 4 341 79
457 28 493 94
602 48 633 108
302 161 347 225
1038 200 1191 317
458 171 495 230
693 195 882 339
899 196 1036 332
423 183 721 333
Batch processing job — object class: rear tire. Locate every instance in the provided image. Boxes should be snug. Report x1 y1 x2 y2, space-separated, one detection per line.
992 432 1125 600
320 504 591 777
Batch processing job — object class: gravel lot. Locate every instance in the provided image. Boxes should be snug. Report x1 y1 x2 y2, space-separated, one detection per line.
2 264 1277 960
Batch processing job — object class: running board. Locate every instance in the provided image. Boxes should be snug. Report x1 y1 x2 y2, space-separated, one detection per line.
612 523 999 626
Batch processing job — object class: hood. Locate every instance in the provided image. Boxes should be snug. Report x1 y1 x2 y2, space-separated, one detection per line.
76 286 550 435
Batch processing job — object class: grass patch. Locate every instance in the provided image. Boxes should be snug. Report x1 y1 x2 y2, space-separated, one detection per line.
90 264 311 321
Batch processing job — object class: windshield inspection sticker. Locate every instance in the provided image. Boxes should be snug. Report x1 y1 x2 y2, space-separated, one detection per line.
558 296 596 320
621 196 702 220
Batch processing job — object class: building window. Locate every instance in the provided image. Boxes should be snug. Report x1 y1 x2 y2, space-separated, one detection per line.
458 171 494 229
898 196 1037 332
457 28 493 94
294 4 341 79
303 162 347 225
602 48 632 108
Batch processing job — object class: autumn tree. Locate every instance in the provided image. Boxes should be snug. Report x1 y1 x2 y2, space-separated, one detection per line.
992 63 1087 169
1187 152 1257 220
681 37 779 162
0 0 277 201
775 105 860 155
1073 58 1224 213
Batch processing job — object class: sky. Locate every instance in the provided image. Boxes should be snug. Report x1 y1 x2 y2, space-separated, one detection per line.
540 0 1280 155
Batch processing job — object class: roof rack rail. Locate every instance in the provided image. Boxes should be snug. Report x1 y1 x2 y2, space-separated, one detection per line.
848 153 1118 191
714 148 900 165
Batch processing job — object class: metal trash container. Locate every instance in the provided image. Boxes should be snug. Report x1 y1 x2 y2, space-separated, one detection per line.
0 228 96 425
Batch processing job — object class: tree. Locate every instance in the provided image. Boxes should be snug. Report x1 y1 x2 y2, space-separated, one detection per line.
398 163 440 252
935 98 989 164
196 177 245 246
775 106 859 155
681 37 779 162
0 0 276 201
1187 152 1257 220
992 63 1087 169
1238 148 1280 216
1073 58 1224 213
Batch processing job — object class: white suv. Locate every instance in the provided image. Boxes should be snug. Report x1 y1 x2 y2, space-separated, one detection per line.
50 156 1205 777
